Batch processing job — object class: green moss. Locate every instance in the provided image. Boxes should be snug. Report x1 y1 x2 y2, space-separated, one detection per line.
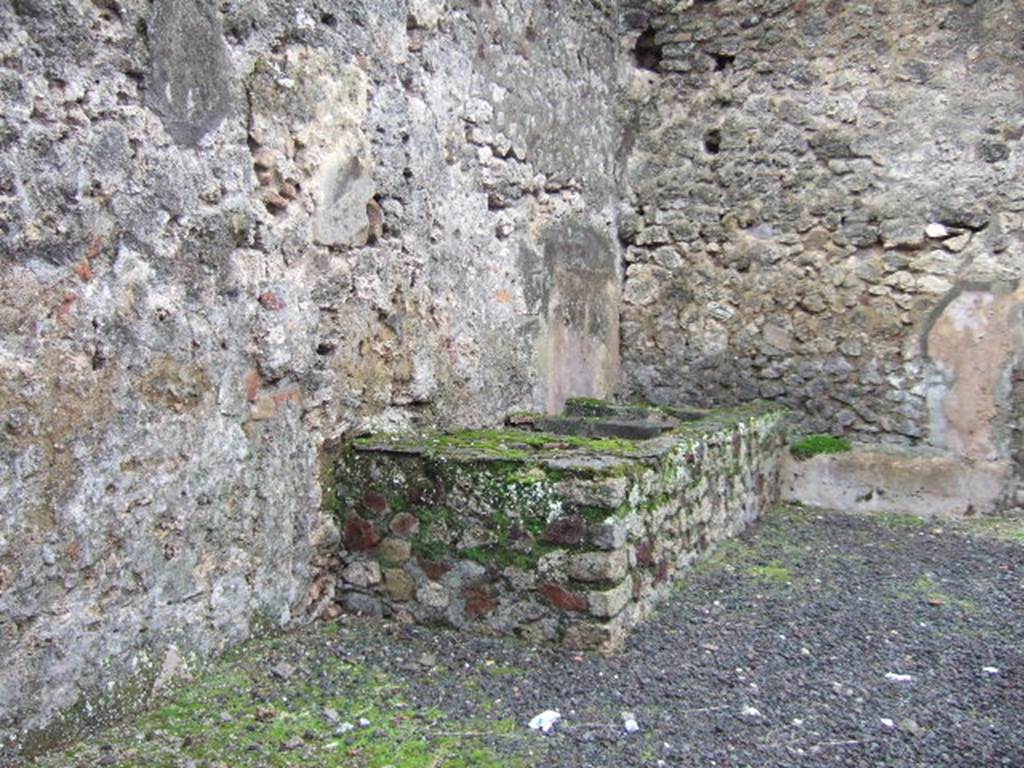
789 434 852 461
31 626 524 768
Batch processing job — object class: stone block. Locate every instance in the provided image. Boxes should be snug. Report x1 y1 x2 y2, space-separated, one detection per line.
566 549 628 583
587 579 632 618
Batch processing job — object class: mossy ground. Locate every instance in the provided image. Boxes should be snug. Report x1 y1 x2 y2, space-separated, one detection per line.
30 624 531 768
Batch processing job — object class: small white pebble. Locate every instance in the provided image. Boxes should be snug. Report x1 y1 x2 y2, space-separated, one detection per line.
621 711 640 733
880 718 896 729
983 666 1000 676
792 717 804 726
800 647 811 656
885 673 914 683
741 705 762 718
358 717 371 728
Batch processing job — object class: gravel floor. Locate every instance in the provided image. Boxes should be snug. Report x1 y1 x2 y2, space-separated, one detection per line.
28 506 1024 768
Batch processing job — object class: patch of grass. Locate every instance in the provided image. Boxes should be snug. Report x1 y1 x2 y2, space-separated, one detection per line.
746 561 791 583
30 626 528 768
890 574 977 612
959 515 1024 544
789 434 852 461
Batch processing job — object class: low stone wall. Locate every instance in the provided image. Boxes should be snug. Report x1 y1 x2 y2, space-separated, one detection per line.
780 447 1010 519
324 402 787 651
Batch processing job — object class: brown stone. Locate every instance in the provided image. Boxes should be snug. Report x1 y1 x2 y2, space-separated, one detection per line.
462 586 498 619
543 514 587 545
389 512 420 538
344 514 380 552
538 582 587 612
383 568 415 602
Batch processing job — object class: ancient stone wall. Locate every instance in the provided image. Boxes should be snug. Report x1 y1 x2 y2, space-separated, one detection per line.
0 0 622 750
618 0 1024 472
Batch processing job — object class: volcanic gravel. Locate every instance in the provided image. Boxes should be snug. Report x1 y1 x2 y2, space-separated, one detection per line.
338 508 1024 767
30 507 1024 767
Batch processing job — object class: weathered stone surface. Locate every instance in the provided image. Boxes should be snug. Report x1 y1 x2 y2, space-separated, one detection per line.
416 582 450 610
567 550 629 583
589 520 628 551
5 0 1021 751
342 561 381 589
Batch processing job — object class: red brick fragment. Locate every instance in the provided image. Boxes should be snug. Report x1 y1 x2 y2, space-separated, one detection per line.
418 558 452 581
653 558 670 586
344 514 380 552
538 582 587 613
636 540 656 567
462 586 498 619
362 492 390 515
543 514 586 545
258 292 285 311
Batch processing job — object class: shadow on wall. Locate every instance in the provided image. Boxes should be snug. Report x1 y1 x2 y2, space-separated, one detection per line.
529 218 621 413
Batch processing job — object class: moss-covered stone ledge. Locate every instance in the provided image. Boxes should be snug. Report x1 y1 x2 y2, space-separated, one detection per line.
322 401 788 651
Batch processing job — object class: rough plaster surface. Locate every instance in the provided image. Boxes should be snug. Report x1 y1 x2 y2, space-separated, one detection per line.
0 0 621 750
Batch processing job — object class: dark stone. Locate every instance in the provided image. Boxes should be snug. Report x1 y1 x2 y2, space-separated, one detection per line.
389 512 420 538
543 515 587 545
978 140 1010 164
462 586 498 620
146 0 234 145
538 582 587 612
344 514 380 552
